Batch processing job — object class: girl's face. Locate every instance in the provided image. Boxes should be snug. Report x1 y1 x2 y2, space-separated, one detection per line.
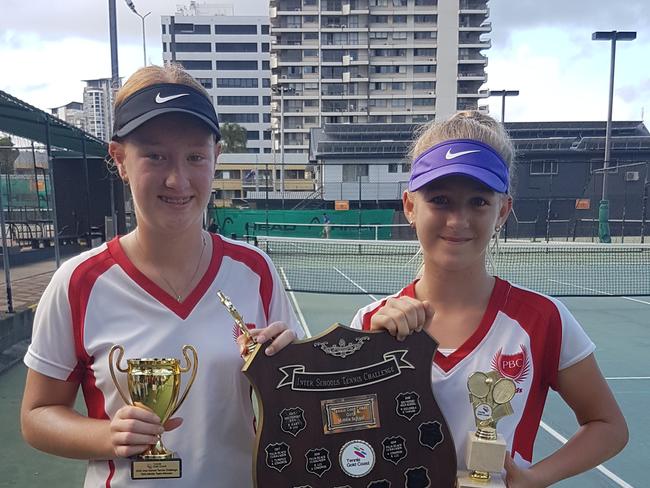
109 113 220 236
404 175 512 273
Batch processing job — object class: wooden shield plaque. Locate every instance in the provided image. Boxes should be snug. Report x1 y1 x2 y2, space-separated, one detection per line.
243 324 457 488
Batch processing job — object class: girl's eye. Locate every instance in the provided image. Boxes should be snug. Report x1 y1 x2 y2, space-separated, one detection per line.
429 195 449 205
471 197 489 207
188 154 206 163
145 153 163 161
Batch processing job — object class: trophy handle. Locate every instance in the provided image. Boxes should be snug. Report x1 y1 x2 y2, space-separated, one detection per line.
170 344 198 418
108 344 132 406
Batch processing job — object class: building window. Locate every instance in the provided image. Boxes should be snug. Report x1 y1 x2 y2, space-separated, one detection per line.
530 160 559 175
414 48 436 57
175 42 212 52
263 113 271 123
262 78 271 87
415 0 436 5
196 78 213 89
414 31 436 40
217 78 259 88
216 60 258 70
263 96 271 105
414 15 436 23
179 60 212 70
413 81 434 90
220 113 259 123
262 42 270 52
370 15 389 23
215 170 242 179
162 25 166 34
214 24 257 34
173 23 210 34
414 65 435 73
262 61 270 70
216 96 259 105
263 130 272 140
388 164 398 173
215 42 257 52
413 98 432 106
393 15 407 23
247 130 260 140
261 25 270 34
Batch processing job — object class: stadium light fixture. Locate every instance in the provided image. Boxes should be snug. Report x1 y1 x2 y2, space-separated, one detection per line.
488 90 519 123
592 30 636 243
124 0 151 66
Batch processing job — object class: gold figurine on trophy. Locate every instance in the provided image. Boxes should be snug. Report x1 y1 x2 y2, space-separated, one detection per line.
109 344 198 479
457 370 516 488
217 290 259 358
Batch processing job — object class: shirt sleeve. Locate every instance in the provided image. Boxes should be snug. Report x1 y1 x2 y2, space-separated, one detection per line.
553 298 596 370
349 309 364 330
23 264 78 381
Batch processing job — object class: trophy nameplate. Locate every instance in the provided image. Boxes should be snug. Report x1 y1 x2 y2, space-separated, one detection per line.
240 322 457 487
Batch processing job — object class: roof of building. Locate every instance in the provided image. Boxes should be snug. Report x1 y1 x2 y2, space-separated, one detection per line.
310 121 650 161
0 89 107 157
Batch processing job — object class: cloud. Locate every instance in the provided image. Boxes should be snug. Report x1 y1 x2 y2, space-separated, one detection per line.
490 0 649 49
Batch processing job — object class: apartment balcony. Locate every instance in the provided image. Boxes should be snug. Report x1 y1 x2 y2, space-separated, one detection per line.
459 4 489 15
457 72 487 82
458 55 488 65
456 89 489 98
458 39 491 49
459 22 492 32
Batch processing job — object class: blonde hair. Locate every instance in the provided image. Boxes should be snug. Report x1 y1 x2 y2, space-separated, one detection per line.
410 110 515 186
114 63 210 109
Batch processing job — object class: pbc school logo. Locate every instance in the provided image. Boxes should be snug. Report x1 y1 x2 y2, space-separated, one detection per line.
492 345 530 384
232 322 256 341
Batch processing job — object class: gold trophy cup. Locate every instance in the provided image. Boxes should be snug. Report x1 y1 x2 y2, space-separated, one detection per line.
457 370 516 488
109 344 198 480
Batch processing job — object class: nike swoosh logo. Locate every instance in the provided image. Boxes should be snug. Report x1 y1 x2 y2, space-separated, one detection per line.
155 93 189 104
445 149 481 160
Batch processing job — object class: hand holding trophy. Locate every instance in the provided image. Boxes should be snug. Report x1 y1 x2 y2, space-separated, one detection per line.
458 370 516 488
109 344 198 480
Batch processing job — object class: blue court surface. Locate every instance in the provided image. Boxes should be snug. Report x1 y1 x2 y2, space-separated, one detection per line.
1 290 647 487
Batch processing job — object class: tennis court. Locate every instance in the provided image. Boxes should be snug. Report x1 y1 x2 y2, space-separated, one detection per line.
0 238 647 487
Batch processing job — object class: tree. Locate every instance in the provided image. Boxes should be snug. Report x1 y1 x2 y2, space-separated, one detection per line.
0 136 19 174
219 123 248 153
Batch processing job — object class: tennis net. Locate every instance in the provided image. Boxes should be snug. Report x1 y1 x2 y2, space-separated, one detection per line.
253 236 650 297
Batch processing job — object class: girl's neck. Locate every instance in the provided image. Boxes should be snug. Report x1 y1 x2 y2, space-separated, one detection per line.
416 263 495 313
128 225 207 268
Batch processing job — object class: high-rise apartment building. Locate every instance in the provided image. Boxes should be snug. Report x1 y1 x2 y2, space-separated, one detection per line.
161 4 272 154
270 0 490 153
83 78 115 142
50 102 86 131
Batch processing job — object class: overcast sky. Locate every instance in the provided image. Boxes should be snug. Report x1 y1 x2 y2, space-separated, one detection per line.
1 0 648 126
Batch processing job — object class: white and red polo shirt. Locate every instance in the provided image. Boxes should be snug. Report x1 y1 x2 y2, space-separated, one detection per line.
350 277 595 469
24 234 301 487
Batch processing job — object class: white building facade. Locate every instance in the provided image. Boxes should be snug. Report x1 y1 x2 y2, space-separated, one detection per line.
270 0 491 154
161 5 272 154
83 78 115 142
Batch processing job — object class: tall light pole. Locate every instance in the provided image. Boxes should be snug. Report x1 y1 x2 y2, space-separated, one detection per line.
488 90 519 123
125 0 151 66
592 30 636 243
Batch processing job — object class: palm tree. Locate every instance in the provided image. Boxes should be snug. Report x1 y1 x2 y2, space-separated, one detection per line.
219 123 248 153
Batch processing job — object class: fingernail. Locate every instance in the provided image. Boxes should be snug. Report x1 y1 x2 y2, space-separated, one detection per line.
265 346 275 356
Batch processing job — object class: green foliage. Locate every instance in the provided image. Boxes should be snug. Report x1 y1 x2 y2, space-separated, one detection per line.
0 136 19 174
219 123 248 153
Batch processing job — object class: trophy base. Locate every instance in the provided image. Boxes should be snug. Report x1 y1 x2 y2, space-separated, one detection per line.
465 431 507 473
131 458 182 479
457 471 506 488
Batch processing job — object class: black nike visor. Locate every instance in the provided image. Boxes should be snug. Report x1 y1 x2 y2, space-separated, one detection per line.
112 83 221 141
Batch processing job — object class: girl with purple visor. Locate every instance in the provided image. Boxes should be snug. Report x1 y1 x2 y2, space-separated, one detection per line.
350 110 627 487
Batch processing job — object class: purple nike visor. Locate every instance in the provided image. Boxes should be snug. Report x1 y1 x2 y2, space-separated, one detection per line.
408 139 509 193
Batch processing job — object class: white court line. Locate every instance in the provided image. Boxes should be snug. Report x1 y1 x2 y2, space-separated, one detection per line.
333 266 379 301
605 376 650 380
548 279 650 306
540 421 634 488
278 267 311 338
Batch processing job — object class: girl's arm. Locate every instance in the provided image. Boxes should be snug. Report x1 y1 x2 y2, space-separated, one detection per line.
21 369 166 460
505 354 628 487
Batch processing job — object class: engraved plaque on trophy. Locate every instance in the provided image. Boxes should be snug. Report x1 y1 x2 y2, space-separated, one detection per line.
457 370 516 488
217 291 457 488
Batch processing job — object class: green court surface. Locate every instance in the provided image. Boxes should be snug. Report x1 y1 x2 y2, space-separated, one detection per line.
1 292 646 487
